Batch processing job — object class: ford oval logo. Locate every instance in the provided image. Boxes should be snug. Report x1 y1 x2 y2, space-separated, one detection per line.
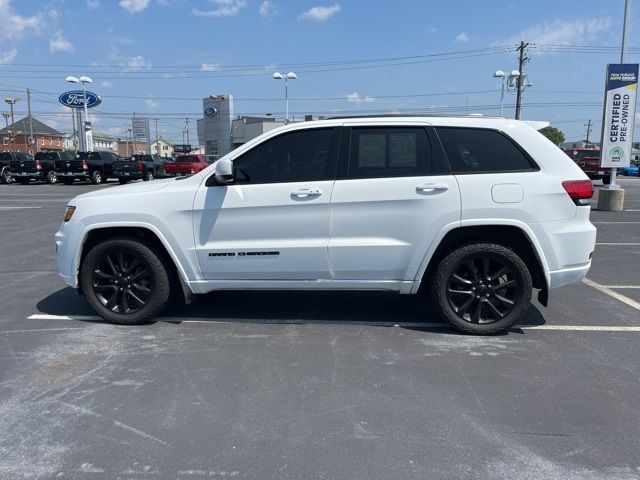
58 91 102 109
204 106 217 117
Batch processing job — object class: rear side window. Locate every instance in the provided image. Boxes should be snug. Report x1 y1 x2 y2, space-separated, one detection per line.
435 127 534 173
347 127 433 179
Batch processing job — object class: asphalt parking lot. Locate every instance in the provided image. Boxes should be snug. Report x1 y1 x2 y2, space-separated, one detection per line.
1 178 640 480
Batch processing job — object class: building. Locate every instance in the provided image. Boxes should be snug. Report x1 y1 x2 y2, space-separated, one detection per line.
197 94 233 157
93 132 118 152
117 140 147 157
151 137 174 157
231 116 285 148
0 116 64 155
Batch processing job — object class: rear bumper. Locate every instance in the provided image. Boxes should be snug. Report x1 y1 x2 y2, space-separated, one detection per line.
11 171 43 179
56 171 89 179
115 172 143 179
548 263 591 289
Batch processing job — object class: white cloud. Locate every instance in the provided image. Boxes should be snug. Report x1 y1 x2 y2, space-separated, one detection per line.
146 98 159 108
497 17 613 49
0 48 17 64
200 63 220 71
87 0 100 9
50 32 74 53
192 0 247 17
0 0 43 42
298 3 341 22
347 92 375 103
101 80 113 88
119 0 150 14
125 55 151 71
259 0 277 18
455 32 468 43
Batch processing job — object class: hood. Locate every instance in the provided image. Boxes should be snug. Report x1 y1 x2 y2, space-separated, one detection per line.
74 178 173 200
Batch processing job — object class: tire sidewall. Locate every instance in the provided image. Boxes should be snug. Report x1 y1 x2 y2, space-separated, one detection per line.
433 243 532 334
91 170 102 184
47 170 57 184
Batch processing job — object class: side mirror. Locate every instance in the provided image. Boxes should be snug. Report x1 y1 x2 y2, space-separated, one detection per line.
207 157 233 186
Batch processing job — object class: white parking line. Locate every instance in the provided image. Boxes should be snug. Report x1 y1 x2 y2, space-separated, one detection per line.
583 278 640 311
592 222 640 224
598 285 640 289
0 206 43 210
24 314 640 332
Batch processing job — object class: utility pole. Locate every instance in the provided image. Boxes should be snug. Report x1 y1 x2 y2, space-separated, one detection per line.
584 119 593 145
70 108 77 153
27 88 34 154
514 41 529 120
2 113 8 151
155 117 159 156
185 117 190 146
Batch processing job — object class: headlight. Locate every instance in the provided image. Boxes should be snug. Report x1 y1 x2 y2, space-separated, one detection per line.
64 206 76 222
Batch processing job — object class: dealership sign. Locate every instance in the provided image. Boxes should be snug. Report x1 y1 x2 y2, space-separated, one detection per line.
59 91 102 109
599 63 638 168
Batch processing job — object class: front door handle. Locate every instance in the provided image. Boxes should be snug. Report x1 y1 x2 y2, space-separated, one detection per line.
291 188 322 198
416 183 449 192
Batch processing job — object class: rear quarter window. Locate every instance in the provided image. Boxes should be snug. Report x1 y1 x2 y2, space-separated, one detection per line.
435 127 535 173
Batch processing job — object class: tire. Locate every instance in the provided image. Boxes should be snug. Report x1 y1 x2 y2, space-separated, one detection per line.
431 243 532 335
118 178 129 185
62 177 74 185
46 170 58 184
602 176 610 185
1 169 11 184
16 178 30 185
91 170 103 184
79 237 172 324
143 170 154 181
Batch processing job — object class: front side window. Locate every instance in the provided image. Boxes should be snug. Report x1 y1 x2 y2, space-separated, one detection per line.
347 127 433 179
436 127 534 173
232 128 334 184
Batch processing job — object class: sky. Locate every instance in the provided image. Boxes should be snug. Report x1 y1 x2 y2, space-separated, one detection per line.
0 0 639 146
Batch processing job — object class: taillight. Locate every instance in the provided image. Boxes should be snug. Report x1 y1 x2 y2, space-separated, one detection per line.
35 160 42 170
136 162 144 171
81 160 88 170
562 180 594 205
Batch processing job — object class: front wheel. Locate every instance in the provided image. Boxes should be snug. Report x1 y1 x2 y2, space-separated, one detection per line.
431 243 532 334
91 170 103 184
80 238 172 324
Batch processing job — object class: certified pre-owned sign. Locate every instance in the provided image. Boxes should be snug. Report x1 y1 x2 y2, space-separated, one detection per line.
58 91 102 109
599 63 639 168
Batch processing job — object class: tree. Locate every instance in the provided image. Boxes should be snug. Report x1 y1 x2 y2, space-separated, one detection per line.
539 126 565 146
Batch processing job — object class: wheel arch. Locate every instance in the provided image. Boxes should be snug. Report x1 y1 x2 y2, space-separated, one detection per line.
414 221 549 305
77 224 194 303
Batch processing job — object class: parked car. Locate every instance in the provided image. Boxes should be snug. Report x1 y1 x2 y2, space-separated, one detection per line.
7 151 45 184
56 116 596 334
563 147 610 184
0 151 14 183
163 154 214 177
55 152 90 185
114 154 165 184
619 164 639 176
14 151 78 185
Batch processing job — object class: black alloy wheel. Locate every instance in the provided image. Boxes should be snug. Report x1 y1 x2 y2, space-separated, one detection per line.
446 256 518 324
92 250 153 315
432 243 532 334
80 238 172 324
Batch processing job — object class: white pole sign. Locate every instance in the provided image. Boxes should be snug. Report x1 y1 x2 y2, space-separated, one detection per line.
599 63 638 168
84 121 94 153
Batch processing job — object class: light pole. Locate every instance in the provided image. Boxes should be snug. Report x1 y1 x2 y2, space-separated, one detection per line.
2 112 8 151
66 75 93 151
4 97 20 152
492 70 519 117
273 72 297 123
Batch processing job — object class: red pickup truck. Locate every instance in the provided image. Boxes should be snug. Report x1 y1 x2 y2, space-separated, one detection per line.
563 147 611 184
164 154 215 177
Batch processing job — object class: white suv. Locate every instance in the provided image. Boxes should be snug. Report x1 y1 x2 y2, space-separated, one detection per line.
55 116 596 334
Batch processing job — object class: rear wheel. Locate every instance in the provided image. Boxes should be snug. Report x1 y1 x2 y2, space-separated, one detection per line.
80 237 172 324
602 176 610 185
1 169 11 184
431 243 532 334
46 170 57 184
143 170 155 181
91 170 103 184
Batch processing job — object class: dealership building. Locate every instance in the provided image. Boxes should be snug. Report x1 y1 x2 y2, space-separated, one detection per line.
197 94 324 158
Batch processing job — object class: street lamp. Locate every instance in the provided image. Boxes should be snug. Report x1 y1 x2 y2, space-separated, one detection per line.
66 75 93 151
492 70 519 117
273 72 297 123
4 97 20 152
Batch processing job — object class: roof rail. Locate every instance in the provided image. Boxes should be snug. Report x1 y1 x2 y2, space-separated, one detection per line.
326 113 502 120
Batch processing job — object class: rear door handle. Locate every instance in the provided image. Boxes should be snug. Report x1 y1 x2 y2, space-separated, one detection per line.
416 183 449 192
291 188 322 197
